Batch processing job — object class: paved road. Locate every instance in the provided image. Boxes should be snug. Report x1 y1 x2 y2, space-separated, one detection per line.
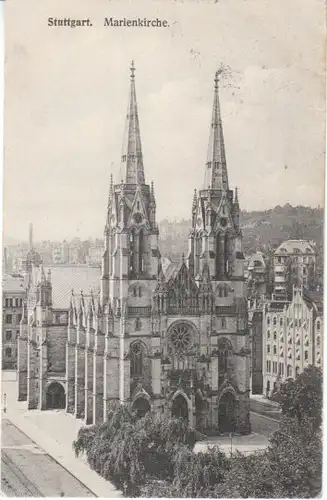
1 418 94 497
250 411 279 438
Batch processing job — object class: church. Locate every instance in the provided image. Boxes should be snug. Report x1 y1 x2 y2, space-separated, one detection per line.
17 63 251 435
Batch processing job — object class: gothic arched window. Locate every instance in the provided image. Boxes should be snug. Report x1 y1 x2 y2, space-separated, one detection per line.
224 233 229 276
139 230 144 274
135 317 142 331
287 365 292 377
129 229 136 276
218 338 232 382
130 341 145 377
5 347 12 358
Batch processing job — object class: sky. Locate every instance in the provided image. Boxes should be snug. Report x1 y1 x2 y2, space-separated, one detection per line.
3 0 326 242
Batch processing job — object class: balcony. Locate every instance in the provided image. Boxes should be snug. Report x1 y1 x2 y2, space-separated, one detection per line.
127 306 152 317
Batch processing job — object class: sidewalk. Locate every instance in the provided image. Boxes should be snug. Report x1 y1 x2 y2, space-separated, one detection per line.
1 374 121 498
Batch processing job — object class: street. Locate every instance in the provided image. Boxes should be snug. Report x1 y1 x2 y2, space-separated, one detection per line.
1 418 94 497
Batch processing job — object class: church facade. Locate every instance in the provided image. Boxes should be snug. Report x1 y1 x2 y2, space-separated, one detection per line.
18 64 251 434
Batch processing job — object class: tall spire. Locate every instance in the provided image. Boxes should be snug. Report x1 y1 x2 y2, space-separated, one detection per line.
120 61 145 185
204 70 229 191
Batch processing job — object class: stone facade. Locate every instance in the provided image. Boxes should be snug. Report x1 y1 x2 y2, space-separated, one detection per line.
18 65 251 435
262 286 323 397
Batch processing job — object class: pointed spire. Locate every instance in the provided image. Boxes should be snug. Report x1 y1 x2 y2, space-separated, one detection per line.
121 61 145 185
107 172 113 208
40 264 46 284
235 186 239 205
192 189 197 212
204 69 229 191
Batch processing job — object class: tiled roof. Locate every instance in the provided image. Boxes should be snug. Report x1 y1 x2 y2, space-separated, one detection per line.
47 265 101 310
161 258 181 281
275 239 316 255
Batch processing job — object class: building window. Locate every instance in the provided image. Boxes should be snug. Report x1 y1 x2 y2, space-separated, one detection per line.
139 287 142 298
17 314 22 323
295 319 298 327
5 347 12 358
280 350 284 357
133 288 137 297
130 341 145 377
5 330 12 341
295 366 300 377
273 317 277 326
5 298 9 307
267 345 271 354
273 361 277 374
135 318 142 331
266 380 271 395
267 330 271 339
317 321 321 331
304 351 308 361
273 331 277 341
5 314 12 324
280 318 283 327
266 360 271 373
273 345 277 355
317 336 320 346
287 365 292 377
221 318 226 329
279 362 284 376
267 316 270 326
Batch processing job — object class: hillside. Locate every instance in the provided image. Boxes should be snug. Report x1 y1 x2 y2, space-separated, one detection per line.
158 205 323 280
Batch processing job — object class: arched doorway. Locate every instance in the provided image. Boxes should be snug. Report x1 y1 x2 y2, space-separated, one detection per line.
218 391 236 434
132 397 151 418
172 394 189 422
46 382 65 409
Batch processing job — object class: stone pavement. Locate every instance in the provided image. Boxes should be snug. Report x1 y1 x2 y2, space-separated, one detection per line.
1 372 121 498
194 431 269 456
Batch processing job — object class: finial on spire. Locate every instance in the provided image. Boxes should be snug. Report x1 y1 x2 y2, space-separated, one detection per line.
214 69 219 90
130 60 135 79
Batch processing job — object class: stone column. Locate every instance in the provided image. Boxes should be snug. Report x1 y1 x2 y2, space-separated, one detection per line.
93 333 105 425
17 334 28 401
84 346 94 424
27 340 37 409
74 327 85 418
66 326 76 413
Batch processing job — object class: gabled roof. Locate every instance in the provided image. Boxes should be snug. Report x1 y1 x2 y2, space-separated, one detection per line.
275 239 316 255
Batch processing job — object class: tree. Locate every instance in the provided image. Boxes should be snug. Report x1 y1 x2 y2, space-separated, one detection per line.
73 406 196 496
276 366 322 431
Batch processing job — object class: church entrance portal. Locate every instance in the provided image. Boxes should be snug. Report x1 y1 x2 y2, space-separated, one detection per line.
218 392 236 434
132 397 151 418
172 394 189 422
46 382 65 409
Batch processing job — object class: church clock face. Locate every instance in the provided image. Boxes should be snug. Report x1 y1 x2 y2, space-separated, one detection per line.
133 213 143 224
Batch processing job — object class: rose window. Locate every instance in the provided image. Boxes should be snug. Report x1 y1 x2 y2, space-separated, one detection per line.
170 323 192 354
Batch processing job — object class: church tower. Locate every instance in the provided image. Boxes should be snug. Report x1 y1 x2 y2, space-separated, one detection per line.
100 62 160 412
188 69 242 281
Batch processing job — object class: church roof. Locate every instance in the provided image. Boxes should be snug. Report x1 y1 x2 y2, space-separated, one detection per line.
46 265 101 310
